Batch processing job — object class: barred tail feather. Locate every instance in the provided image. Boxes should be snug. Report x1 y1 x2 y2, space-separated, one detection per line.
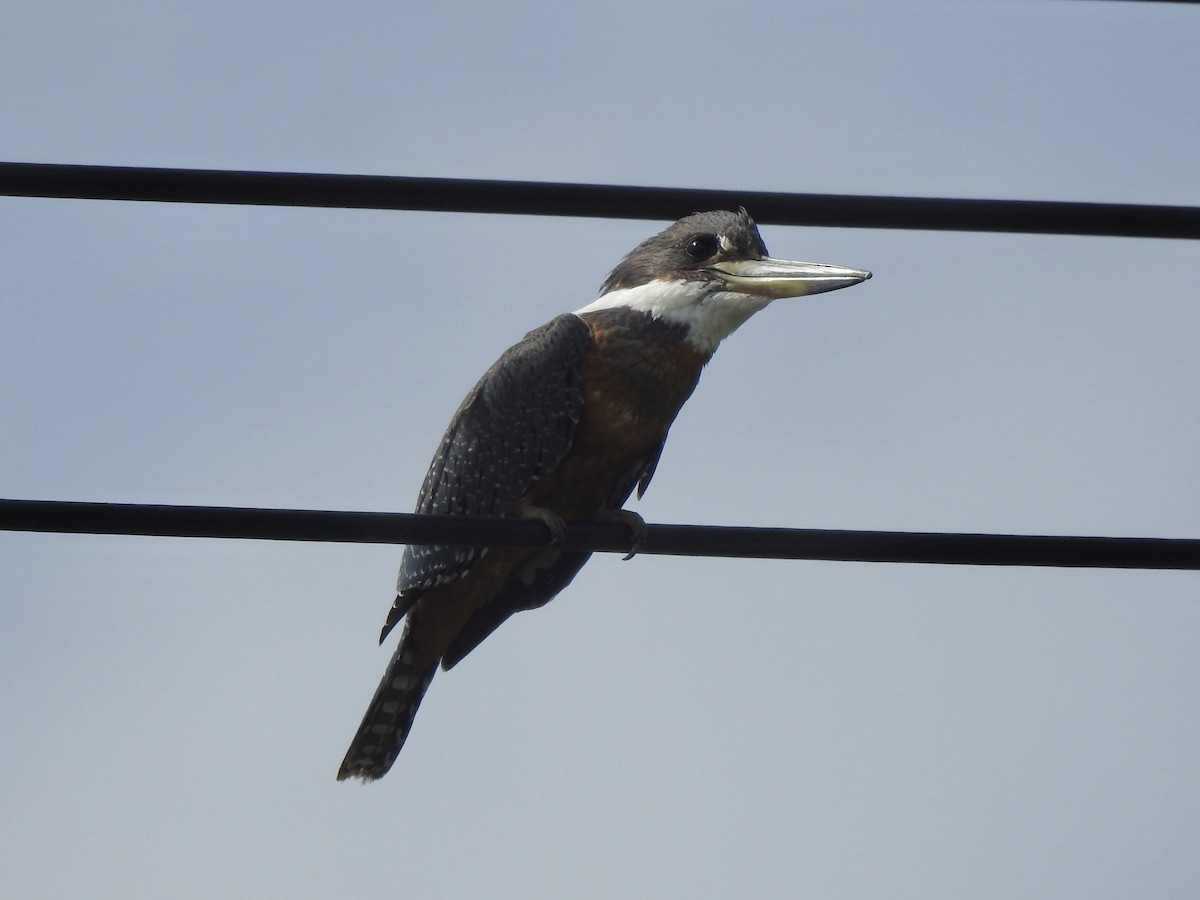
337 646 437 782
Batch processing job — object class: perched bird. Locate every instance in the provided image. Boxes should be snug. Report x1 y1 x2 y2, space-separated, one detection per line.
338 208 870 781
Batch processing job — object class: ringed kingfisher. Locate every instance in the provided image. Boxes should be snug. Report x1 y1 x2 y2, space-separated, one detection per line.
338 208 870 781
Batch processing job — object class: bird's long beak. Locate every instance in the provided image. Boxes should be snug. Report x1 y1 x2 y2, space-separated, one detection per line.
708 257 872 298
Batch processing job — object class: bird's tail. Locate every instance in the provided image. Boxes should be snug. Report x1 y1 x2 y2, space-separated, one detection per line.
337 643 437 782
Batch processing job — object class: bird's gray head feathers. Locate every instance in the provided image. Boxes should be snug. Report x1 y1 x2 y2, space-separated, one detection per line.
575 209 871 353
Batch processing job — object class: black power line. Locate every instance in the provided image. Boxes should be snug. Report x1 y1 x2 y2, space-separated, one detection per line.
3 161 1199 239
3 499 1198 570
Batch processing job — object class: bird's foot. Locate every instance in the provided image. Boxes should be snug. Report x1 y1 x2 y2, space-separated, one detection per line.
519 504 566 546
596 509 647 561
515 505 567 585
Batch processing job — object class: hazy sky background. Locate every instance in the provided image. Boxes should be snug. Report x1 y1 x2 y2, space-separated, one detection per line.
3 2 1198 898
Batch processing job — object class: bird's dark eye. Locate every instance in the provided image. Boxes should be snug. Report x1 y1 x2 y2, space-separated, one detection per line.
685 234 720 261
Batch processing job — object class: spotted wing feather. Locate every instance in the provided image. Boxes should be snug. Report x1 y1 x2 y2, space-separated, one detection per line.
397 313 591 597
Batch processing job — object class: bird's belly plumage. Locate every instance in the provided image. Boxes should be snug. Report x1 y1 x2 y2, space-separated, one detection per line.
405 309 712 668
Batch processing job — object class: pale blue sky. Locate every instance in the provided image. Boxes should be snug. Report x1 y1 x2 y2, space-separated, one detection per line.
3 2 1199 898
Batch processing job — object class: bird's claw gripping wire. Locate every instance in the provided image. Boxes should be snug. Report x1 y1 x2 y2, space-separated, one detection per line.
596 509 648 560
515 507 646 580
515 505 568 585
